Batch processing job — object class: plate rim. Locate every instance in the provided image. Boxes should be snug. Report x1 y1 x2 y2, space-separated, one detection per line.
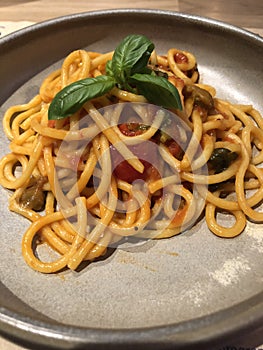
1 7 263 43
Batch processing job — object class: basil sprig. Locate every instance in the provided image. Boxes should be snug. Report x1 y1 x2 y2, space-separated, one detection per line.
48 34 182 120
130 73 182 109
49 75 116 120
108 34 154 86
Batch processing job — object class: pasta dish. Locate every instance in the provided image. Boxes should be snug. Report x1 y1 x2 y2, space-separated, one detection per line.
0 34 262 273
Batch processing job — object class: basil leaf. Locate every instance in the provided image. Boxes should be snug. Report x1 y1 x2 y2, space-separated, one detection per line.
48 75 116 120
111 34 154 85
129 73 183 110
105 60 114 77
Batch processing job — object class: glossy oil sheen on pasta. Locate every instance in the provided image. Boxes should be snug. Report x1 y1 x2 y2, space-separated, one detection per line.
0 37 263 274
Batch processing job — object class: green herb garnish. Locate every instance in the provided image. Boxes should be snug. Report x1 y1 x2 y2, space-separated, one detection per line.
129 73 182 109
49 75 116 120
208 148 238 174
48 34 182 120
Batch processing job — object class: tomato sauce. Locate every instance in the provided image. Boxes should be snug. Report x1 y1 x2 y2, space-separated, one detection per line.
111 141 158 183
111 123 159 183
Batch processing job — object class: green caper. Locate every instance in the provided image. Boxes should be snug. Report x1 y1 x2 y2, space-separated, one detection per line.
19 176 47 211
152 69 169 79
182 84 214 111
208 148 238 174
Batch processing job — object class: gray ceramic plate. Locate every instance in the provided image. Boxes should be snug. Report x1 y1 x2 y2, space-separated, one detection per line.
0 9 263 350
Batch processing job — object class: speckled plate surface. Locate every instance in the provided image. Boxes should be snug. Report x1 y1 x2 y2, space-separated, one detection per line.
0 9 263 350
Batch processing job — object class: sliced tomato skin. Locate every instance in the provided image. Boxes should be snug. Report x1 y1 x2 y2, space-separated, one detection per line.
118 123 145 137
113 159 150 183
111 141 158 183
166 139 183 159
174 52 188 64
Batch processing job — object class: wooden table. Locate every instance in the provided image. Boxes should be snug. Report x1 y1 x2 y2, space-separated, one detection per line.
0 1 262 349
0 0 263 37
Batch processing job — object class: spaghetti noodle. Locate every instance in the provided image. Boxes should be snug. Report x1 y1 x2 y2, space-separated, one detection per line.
0 35 263 273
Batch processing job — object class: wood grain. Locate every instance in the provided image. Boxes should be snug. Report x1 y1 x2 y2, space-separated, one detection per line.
0 0 262 32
